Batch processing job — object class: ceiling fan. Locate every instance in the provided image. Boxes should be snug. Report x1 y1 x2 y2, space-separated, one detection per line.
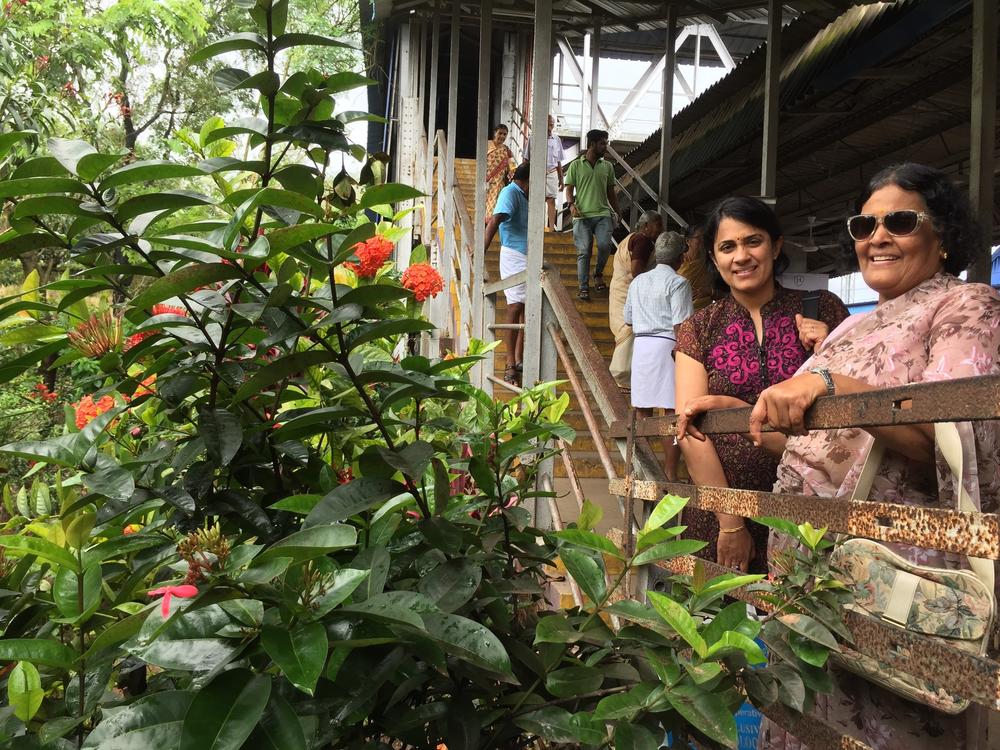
785 216 842 254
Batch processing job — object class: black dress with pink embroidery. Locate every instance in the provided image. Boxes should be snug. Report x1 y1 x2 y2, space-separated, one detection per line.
674 284 849 572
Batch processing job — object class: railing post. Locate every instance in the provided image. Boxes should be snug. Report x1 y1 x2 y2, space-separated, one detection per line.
436 1 460 353
472 0 492 388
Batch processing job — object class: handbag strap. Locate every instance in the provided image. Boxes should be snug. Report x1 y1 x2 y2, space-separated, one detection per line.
850 425 995 591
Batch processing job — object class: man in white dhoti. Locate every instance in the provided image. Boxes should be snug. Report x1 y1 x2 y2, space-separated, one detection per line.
623 231 693 480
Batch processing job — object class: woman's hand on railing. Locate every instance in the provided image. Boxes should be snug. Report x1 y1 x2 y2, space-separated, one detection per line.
795 314 830 352
716 515 755 572
748 373 828 445
676 395 750 442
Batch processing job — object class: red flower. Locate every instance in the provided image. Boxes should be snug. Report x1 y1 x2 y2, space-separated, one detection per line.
401 263 444 302
125 330 155 350
67 311 122 357
28 383 57 403
62 81 77 97
345 235 394 278
129 375 156 400
151 304 187 317
73 394 116 429
336 467 353 484
148 584 198 618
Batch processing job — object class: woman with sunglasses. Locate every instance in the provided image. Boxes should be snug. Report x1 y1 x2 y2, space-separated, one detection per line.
674 197 849 574
701 164 1000 750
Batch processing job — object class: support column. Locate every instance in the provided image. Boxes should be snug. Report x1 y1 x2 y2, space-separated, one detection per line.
658 6 677 208
423 2 441 244
524 0 555 530
968 0 997 284
590 23 601 130
437 1 460 348
523 0 553 389
581 32 591 141
396 21 418 267
472 0 492 387
760 0 781 201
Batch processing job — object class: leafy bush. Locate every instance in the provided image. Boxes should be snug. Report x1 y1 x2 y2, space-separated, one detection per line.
0 2 850 748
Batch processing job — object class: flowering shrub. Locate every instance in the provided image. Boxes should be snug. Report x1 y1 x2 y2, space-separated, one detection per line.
71 393 116 429
345 233 395 277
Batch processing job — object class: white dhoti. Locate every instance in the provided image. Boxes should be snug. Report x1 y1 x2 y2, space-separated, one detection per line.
630 334 676 409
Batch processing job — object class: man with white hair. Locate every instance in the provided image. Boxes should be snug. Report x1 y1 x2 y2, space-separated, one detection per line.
608 210 662 390
623 231 693 480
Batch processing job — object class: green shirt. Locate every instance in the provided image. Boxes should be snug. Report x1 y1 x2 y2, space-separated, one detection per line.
564 155 615 218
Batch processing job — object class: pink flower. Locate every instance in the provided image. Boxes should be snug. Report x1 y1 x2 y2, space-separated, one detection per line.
148 584 198 617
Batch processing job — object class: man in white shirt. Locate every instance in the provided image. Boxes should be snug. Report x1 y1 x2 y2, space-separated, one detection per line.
623 231 693 480
524 114 564 230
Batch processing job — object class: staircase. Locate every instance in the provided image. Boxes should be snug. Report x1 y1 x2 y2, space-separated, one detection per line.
452 158 624 483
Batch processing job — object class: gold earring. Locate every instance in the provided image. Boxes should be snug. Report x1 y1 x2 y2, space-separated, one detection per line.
940 250 949 260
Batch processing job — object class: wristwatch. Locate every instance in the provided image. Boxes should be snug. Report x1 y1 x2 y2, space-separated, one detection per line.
809 367 835 397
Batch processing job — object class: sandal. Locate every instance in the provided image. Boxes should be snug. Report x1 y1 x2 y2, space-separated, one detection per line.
577 288 591 301
592 276 608 293
503 363 519 385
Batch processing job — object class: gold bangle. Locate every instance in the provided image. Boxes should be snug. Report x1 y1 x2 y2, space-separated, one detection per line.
719 526 747 534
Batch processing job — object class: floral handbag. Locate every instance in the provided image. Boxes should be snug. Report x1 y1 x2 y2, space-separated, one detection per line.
829 423 996 714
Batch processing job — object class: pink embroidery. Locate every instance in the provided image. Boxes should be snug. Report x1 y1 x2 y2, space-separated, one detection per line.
764 315 805 380
710 321 759 385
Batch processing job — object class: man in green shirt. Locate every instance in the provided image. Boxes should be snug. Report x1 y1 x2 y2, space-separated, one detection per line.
564 129 620 301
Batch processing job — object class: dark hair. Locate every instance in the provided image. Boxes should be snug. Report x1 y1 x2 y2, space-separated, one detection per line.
702 196 789 291
493 124 508 133
586 129 608 148
684 222 703 240
512 162 530 182
856 163 981 275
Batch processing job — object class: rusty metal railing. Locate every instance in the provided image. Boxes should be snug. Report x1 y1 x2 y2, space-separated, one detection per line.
609 377 1000 728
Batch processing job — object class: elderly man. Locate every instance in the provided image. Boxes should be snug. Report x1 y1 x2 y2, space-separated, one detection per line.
524 114 564 231
608 210 663 390
623 231 693 480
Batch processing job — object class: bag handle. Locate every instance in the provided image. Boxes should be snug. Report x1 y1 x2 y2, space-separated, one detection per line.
850 425 995 591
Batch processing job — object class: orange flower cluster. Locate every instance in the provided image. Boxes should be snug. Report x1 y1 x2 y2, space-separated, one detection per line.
73 394 116 430
345 235 394 278
28 383 58 403
126 305 188 350
67 311 122 357
152 304 188 317
130 375 156 399
401 262 444 302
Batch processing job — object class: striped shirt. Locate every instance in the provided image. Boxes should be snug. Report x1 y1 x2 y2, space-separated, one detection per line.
623 264 694 337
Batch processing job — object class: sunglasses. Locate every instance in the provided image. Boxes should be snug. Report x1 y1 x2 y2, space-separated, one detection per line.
846 210 931 241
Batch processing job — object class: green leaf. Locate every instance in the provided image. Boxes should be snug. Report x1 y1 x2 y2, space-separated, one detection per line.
777 613 839 650
0 534 79 571
577 498 603 532
0 177 87 199
423 611 512 675
99 160 207 190
0 130 33 160
8 662 43 723
0 638 77 669
545 665 603 698
559 547 607 604
514 707 605 745
631 539 706 567
685 661 724 684
666 684 737 747
255 523 357 564
789 631 829 668
703 601 760 646
647 591 707 657
358 183 424 209
274 32 356 51
264 223 339 254
771 662 807 712
52 564 102 623
701 573 765 598
233 351 337 403
225 188 324 251
311 568 369 617
418 558 481 612
705 631 767 664
131 263 242 309
555 528 624 560
266 494 322 513
117 189 214 222
199 409 242 465
345 318 435 350
340 590 436 629
643 494 688 532
179 669 271 750
82 690 193 749
594 683 659 721
248 692 307 750
0 232 66 259
612 722 660 750
377 441 433 480
261 622 327 695
189 32 267 63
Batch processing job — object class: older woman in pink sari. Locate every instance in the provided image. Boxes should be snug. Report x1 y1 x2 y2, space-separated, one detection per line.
701 164 1000 750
